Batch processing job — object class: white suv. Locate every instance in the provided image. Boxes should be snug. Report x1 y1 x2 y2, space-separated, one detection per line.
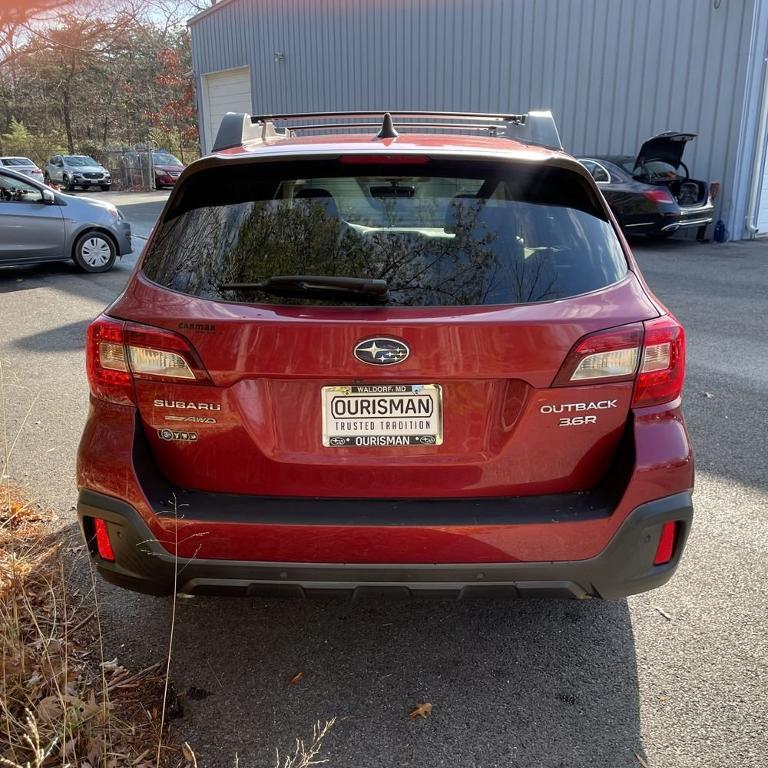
45 154 111 191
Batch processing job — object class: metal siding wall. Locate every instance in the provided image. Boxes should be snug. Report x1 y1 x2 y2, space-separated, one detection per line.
190 0 755 235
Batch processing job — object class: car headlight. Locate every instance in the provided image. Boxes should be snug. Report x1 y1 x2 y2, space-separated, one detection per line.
104 205 120 219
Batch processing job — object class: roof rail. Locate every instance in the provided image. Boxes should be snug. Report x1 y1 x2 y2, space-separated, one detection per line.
211 110 562 153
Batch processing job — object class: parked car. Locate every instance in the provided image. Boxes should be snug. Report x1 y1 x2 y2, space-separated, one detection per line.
151 150 185 188
0 156 45 183
579 132 716 238
0 167 131 272
45 154 111 191
77 110 692 600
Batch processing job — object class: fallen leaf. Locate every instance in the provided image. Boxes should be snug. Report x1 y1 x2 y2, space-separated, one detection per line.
87 735 103 765
652 605 672 621
289 671 304 685
409 702 433 719
37 695 63 722
635 754 649 768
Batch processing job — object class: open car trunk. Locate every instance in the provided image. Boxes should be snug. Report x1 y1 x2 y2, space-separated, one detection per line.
632 131 710 206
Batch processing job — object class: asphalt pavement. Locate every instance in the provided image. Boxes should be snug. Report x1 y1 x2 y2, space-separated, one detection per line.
0 194 766 768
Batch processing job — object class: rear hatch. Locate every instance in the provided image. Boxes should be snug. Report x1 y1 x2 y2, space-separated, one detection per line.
108 153 661 498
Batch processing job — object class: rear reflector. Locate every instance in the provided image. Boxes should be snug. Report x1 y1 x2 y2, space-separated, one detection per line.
86 315 211 404
654 521 678 565
93 518 115 561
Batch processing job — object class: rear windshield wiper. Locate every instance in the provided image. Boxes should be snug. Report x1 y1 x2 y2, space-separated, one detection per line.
219 275 390 303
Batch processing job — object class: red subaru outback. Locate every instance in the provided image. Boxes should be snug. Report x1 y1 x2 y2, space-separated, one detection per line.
77 111 692 599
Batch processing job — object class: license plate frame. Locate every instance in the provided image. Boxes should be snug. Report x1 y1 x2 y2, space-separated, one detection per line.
321 383 443 447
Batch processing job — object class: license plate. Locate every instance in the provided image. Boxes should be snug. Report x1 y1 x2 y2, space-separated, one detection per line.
322 384 443 447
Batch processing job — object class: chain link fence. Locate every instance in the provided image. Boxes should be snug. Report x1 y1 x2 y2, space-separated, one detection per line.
7 143 198 191
101 146 157 190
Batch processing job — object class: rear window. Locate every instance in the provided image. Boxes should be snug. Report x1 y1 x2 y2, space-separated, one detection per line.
153 152 182 166
619 159 679 182
2 158 34 166
142 158 627 307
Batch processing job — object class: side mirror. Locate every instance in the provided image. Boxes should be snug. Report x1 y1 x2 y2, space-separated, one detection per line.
41 188 56 205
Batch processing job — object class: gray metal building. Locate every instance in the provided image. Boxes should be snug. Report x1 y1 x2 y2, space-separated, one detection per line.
189 0 768 240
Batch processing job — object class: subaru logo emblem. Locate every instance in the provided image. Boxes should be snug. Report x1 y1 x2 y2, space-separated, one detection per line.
353 337 410 366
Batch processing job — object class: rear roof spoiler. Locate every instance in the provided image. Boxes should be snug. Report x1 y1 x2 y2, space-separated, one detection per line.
211 110 563 153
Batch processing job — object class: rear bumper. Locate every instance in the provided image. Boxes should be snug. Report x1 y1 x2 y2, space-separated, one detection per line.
622 204 714 234
78 489 692 600
660 211 714 233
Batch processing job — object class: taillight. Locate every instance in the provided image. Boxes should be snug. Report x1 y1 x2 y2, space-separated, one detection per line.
632 315 686 407
708 181 720 202
643 188 675 204
553 324 643 387
86 314 211 404
654 521 679 565
553 315 686 407
86 316 133 404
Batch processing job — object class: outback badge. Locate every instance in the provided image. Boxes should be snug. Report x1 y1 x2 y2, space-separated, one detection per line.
353 337 410 366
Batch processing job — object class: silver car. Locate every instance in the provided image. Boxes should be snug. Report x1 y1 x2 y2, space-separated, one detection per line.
45 154 111 191
0 167 131 272
0 156 45 183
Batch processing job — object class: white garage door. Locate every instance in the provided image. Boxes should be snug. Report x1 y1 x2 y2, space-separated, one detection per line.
202 66 252 154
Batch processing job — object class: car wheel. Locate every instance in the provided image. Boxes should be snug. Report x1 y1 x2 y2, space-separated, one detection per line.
63 174 76 192
73 231 116 273
44 172 51 184
100 184 110 191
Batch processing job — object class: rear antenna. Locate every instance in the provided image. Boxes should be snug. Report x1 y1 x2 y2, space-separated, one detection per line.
376 112 399 140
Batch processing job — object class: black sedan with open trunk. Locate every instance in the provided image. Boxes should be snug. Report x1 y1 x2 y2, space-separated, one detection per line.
579 132 716 239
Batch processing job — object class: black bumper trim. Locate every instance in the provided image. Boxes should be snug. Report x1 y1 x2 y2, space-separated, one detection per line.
77 489 693 600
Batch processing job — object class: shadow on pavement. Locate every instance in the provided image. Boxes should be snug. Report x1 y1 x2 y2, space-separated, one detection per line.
0 255 136 300
11 318 92 353
100 588 643 768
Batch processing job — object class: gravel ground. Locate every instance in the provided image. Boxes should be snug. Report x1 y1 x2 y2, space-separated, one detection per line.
0 203 766 767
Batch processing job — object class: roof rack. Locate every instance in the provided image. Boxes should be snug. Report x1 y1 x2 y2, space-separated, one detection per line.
211 110 562 153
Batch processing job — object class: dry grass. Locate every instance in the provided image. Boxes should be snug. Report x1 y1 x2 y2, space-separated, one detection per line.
0 358 334 767
0 487 170 767
0 487 336 768
272 719 336 768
